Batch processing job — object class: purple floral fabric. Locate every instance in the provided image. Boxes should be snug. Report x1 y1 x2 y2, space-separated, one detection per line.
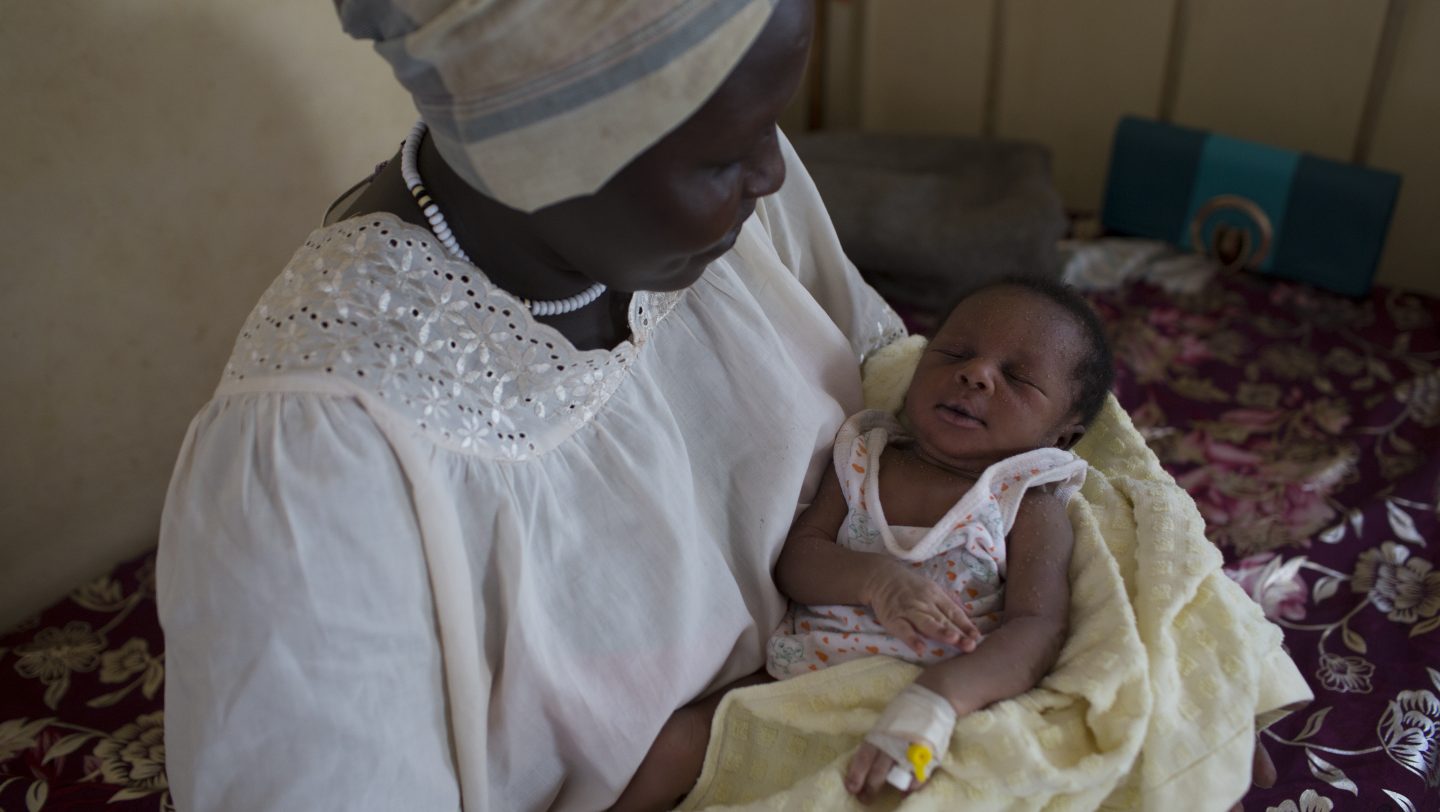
1087 272 1440 811
0 554 170 811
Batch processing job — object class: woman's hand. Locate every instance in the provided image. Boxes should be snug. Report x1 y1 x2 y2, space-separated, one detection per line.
863 560 982 656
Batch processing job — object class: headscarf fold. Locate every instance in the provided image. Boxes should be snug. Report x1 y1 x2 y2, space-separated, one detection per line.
336 0 777 212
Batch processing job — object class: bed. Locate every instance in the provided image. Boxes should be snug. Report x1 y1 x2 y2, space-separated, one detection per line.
1067 240 1440 811
2 239 1436 810
0 551 167 811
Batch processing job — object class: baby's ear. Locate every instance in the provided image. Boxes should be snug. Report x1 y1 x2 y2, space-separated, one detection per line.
1053 422 1086 450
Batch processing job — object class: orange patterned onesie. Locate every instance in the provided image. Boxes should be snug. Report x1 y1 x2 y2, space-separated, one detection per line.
767 410 1087 679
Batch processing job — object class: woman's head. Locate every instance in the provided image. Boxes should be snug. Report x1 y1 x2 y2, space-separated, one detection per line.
530 0 813 292
339 0 813 292
902 278 1114 473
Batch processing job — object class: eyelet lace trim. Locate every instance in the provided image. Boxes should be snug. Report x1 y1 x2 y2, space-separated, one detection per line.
223 213 682 459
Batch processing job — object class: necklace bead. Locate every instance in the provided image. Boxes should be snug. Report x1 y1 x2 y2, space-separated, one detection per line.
400 120 607 316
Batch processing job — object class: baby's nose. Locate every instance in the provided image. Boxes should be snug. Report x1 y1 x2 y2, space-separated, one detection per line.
957 361 996 390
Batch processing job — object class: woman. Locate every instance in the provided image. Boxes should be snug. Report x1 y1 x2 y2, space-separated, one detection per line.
159 1 904 809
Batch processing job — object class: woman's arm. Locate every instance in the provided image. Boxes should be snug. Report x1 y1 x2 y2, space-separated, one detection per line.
755 131 907 360
160 394 463 811
609 670 772 812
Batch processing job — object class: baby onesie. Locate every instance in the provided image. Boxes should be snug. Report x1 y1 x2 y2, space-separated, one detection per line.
767 410 1087 678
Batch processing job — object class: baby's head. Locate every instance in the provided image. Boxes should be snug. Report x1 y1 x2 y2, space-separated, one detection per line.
901 277 1114 472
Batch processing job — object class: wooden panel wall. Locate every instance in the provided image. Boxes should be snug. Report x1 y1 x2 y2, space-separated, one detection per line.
1169 0 1388 161
994 0 1177 212
858 0 994 135
1368 1 1440 294
823 0 1440 296
819 0 867 129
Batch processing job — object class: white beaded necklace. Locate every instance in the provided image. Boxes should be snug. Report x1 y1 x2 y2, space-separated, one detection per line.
400 120 608 317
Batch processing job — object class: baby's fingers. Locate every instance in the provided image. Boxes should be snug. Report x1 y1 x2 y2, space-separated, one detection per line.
910 611 964 647
845 743 883 797
880 618 928 656
844 745 875 794
943 596 983 651
860 749 895 803
892 619 927 656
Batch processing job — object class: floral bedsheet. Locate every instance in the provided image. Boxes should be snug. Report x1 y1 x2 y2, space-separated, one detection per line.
0 554 169 811
2 240 1436 811
1072 240 1440 811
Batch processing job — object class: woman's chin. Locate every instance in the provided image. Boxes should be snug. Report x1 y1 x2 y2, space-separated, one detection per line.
612 239 737 293
648 254 724 292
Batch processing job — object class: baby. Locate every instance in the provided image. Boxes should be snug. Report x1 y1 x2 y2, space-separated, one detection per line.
766 277 1114 801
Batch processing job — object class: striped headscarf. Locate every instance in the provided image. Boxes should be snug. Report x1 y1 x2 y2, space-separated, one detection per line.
336 0 778 212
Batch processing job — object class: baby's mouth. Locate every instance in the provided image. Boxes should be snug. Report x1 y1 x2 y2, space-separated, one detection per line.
937 402 986 427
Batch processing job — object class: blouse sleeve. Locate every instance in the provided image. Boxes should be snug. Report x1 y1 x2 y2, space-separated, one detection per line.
755 129 907 360
157 392 462 811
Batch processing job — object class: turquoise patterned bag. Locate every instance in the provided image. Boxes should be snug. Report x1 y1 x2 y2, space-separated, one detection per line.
1101 116 1400 296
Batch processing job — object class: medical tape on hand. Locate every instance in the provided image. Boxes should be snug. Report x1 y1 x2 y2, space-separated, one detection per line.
863 682 958 791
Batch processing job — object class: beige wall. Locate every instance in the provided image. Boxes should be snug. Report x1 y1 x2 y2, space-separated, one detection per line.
0 2 415 627
1368 0 1440 296
837 0 1440 297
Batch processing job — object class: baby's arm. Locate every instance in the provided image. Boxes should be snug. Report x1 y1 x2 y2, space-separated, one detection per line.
915 490 1074 711
775 468 979 653
846 490 1075 800
774 467 879 606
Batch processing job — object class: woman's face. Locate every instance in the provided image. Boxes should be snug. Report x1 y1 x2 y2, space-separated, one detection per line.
530 0 814 293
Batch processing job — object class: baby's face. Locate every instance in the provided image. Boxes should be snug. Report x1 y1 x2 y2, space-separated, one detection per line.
902 286 1087 474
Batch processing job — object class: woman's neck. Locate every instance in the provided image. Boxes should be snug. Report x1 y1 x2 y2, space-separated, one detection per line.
339 143 632 351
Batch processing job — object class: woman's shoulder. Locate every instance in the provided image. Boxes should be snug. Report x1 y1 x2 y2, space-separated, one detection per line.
749 131 907 361
220 213 654 460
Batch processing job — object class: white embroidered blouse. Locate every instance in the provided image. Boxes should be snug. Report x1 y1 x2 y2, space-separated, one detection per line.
157 135 904 811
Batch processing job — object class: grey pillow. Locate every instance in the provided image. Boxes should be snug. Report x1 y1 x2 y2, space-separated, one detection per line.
792 132 1067 311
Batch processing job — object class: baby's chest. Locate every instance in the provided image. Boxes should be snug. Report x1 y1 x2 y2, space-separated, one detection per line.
839 502 1006 594
845 467 1007 558
875 460 975 528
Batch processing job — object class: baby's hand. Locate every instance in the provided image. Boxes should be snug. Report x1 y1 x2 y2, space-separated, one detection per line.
845 741 900 802
864 561 981 656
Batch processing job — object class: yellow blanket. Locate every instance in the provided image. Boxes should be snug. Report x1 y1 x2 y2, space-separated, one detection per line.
680 340 1311 811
